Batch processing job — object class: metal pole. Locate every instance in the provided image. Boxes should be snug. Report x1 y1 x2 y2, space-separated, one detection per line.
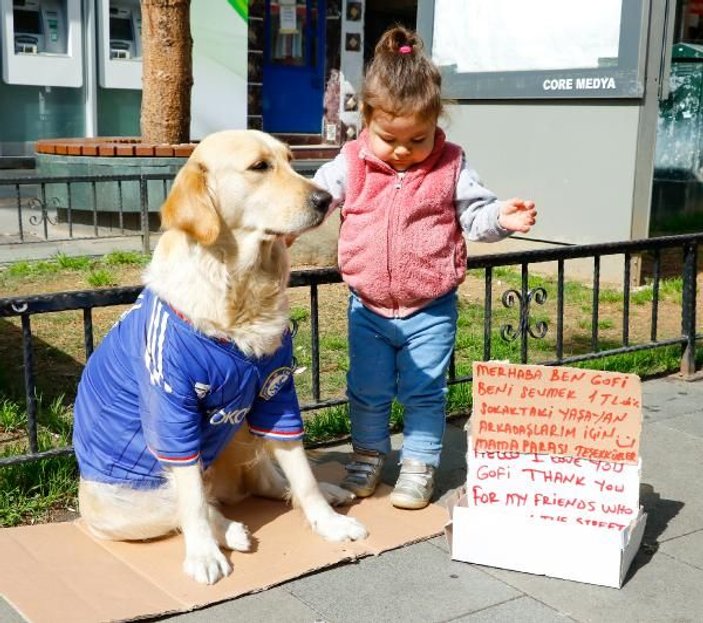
82 0 98 138
680 242 698 377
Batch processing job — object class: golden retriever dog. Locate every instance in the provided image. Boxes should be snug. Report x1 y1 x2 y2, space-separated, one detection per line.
72 130 367 585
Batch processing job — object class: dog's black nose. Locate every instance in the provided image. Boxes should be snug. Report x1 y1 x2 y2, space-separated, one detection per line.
309 189 332 213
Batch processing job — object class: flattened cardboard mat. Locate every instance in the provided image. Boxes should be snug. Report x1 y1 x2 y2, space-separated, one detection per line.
0 463 446 623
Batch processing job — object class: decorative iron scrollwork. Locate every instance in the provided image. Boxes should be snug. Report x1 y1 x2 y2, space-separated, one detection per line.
26 196 61 227
500 287 548 341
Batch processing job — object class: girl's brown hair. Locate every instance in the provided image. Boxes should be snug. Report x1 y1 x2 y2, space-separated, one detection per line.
361 25 443 125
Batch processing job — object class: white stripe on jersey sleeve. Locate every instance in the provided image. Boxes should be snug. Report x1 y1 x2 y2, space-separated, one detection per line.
144 298 169 388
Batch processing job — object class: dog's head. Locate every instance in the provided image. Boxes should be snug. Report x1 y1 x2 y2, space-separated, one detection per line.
161 130 331 246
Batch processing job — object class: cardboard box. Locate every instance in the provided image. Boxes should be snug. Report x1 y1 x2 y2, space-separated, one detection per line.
447 362 648 588
445 487 646 588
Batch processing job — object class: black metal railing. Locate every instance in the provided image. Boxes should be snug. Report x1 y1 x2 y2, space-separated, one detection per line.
0 164 320 256
0 233 701 467
455 233 700 379
0 172 174 254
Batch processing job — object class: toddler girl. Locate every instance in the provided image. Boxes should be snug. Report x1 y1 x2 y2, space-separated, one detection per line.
313 26 536 509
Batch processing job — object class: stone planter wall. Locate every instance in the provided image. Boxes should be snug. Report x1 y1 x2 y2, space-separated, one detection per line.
35 138 194 230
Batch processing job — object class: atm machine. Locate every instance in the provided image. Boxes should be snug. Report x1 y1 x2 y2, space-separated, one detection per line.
1 0 82 86
97 0 142 89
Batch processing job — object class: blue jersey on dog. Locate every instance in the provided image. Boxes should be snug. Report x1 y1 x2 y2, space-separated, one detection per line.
73 288 304 489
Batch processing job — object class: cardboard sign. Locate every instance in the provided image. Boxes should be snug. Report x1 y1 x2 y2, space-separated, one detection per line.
471 362 642 464
466 437 641 531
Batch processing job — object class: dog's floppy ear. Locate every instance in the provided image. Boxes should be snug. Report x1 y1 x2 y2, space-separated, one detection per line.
161 161 221 245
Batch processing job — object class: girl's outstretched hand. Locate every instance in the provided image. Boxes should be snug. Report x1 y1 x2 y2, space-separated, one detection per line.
498 198 537 233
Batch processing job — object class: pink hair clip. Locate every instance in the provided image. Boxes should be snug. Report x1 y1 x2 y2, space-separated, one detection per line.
399 45 412 54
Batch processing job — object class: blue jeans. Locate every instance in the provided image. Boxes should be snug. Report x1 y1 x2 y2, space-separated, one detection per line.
346 290 458 467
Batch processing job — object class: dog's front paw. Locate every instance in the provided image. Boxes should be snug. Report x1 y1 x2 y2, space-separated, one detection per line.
312 511 368 542
319 481 356 506
183 541 232 585
219 520 251 552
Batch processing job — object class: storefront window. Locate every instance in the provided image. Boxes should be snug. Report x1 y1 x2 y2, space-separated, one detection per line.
433 0 621 74
420 0 647 99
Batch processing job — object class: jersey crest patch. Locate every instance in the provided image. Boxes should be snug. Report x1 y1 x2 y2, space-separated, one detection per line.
259 367 292 400
194 382 211 399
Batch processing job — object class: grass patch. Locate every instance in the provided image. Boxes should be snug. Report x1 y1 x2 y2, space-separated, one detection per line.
304 405 351 444
303 400 406 445
659 277 684 304
0 454 78 528
5 259 63 279
87 268 117 288
0 251 148 292
319 335 347 351
0 399 25 432
0 395 77 527
631 286 654 305
56 253 92 271
103 251 150 267
290 307 310 323
570 344 701 378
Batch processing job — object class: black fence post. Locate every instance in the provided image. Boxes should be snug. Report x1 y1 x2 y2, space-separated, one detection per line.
310 283 321 402
21 314 39 454
680 241 698 377
140 175 150 254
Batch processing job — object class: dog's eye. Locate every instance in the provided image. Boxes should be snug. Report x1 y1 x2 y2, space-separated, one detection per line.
249 161 271 172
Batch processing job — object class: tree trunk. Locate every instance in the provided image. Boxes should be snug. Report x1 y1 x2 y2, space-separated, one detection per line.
140 0 193 144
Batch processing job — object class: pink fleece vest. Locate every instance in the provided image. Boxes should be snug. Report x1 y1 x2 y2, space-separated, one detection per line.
338 129 466 318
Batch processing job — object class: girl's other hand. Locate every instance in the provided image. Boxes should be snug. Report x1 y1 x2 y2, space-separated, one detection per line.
498 198 537 233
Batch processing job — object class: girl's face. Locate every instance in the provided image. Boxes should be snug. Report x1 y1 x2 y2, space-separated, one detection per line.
367 110 436 172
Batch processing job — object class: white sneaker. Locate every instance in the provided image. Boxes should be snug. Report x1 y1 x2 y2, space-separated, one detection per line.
390 460 435 510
